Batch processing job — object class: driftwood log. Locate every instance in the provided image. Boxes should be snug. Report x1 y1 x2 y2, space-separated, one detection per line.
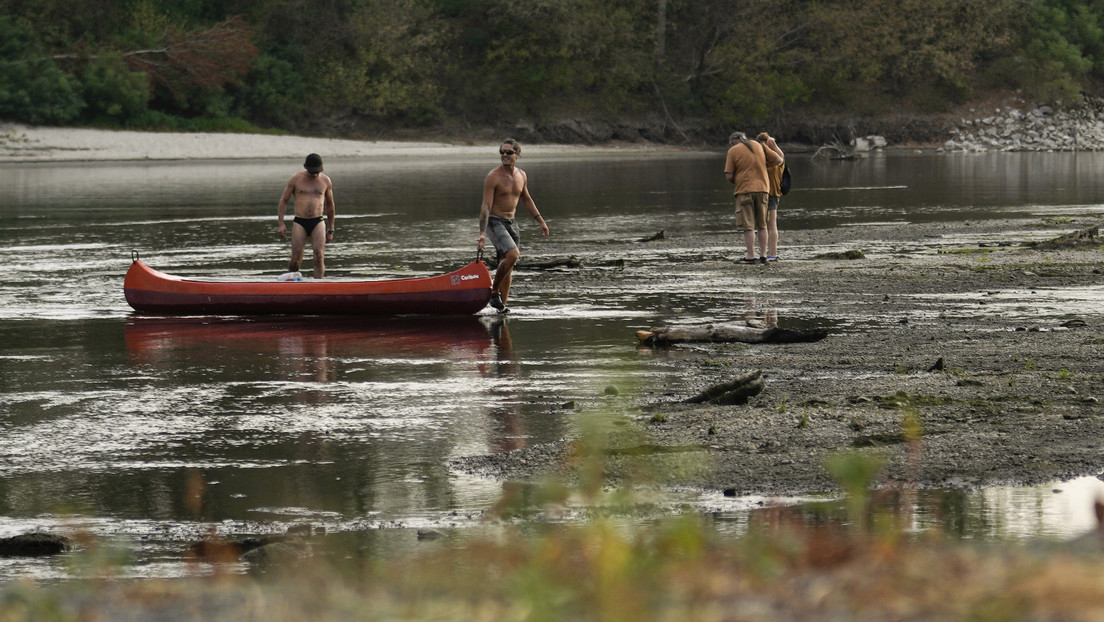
1032 226 1100 250
519 256 584 270
814 249 865 260
636 322 828 347
685 370 764 405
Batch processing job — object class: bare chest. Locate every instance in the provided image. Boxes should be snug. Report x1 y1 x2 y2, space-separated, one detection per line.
492 170 523 197
295 182 325 197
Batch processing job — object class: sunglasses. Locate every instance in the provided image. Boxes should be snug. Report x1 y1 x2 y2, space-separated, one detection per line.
499 149 517 156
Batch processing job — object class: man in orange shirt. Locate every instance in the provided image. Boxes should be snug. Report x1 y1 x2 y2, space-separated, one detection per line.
724 131 783 264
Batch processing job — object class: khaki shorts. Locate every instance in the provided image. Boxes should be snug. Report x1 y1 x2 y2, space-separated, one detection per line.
735 192 768 231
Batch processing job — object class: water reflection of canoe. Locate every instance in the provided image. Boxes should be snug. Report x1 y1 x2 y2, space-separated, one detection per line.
124 315 495 360
124 257 492 315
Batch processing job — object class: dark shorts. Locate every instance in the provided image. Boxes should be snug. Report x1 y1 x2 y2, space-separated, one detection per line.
486 216 520 262
293 216 325 236
767 195 780 211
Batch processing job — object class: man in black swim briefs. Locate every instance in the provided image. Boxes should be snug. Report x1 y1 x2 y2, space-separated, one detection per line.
277 154 336 278
293 215 326 236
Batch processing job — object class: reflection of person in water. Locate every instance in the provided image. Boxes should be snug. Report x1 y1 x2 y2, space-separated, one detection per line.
276 332 336 385
484 319 526 452
742 301 779 329
489 318 519 376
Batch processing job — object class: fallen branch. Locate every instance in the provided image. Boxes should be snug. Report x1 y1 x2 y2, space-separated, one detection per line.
685 370 764 405
636 322 828 346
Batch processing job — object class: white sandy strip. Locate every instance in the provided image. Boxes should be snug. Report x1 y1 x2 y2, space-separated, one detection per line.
0 123 676 163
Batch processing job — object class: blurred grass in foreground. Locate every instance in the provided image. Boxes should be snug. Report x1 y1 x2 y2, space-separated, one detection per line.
5 406 1104 621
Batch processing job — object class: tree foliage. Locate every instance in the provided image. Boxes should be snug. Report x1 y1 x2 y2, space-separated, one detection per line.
0 14 84 124
0 0 1102 135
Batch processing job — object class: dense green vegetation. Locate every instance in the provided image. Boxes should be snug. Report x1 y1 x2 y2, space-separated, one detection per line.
3 0 1104 138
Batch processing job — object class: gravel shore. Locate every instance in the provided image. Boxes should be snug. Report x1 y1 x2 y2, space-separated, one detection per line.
0 122 677 163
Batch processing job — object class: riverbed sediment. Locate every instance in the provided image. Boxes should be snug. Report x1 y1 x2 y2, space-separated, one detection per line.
453 217 1104 496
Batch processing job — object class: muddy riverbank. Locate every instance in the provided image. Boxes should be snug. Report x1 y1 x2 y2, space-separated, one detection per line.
454 216 1104 497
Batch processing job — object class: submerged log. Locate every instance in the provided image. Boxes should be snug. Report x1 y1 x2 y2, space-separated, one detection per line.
685 370 764 405
639 230 664 242
636 322 828 346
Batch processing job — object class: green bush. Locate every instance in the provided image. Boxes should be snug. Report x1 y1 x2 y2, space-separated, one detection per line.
79 55 149 121
234 54 308 128
0 15 84 124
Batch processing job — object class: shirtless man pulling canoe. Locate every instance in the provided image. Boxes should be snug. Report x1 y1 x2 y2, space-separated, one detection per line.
277 153 335 279
476 139 549 313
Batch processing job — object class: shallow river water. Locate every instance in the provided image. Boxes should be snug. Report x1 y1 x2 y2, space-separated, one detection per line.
2 149 1104 580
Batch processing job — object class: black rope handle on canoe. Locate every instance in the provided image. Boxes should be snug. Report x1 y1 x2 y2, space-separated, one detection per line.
131 250 140 263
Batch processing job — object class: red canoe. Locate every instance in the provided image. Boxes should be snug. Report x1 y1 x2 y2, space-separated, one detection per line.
124 257 493 315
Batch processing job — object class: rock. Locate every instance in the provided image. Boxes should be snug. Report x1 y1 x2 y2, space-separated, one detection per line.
0 533 71 557
943 98 1104 152
188 523 322 562
241 541 313 569
187 535 286 561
